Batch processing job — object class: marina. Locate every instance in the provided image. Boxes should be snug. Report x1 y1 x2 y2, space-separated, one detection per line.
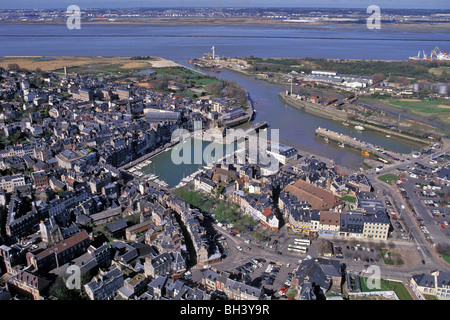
127 138 230 188
174 168 206 189
127 158 171 188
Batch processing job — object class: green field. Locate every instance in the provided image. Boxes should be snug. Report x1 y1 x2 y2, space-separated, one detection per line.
383 98 450 115
359 277 413 300
151 66 222 97
380 248 404 265
367 97 450 127
377 173 399 185
340 195 357 203
152 66 220 85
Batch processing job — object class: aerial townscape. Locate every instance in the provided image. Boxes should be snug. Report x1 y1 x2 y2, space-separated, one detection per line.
0 3 449 307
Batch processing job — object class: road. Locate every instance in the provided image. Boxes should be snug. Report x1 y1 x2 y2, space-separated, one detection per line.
192 219 448 297
189 141 450 297
364 144 450 275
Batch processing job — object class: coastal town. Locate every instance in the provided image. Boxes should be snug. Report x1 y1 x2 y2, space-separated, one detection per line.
0 53 449 303
1 7 449 26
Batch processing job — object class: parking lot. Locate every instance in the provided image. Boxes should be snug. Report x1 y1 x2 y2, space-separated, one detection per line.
232 256 305 298
334 242 381 264
399 169 450 243
381 195 412 241
213 225 395 295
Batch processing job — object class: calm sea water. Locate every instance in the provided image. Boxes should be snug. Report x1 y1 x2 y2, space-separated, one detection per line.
139 138 236 187
0 23 448 59
1 23 443 185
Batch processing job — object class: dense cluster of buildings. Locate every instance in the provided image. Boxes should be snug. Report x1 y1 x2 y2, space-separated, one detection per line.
192 152 390 242
0 65 445 301
0 66 253 300
201 256 343 300
2 7 448 24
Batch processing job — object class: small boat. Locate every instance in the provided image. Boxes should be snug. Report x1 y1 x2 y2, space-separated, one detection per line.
339 143 345 148
355 125 365 131
342 121 350 127
386 135 391 138
362 151 370 157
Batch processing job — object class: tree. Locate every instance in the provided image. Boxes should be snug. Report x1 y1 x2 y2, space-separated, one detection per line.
396 76 410 87
418 87 430 99
156 80 168 92
436 243 450 257
206 82 222 96
372 72 385 84
7 63 20 71
49 276 85 300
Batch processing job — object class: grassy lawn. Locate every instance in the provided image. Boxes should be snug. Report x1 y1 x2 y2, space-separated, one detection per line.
175 90 199 98
383 98 450 115
379 98 450 126
153 66 205 80
442 254 450 264
360 277 413 300
193 77 221 86
173 185 259 236
152 66 222 95
377 173 398 185
380 248 404 265
341 195 356 203
286 289 297 299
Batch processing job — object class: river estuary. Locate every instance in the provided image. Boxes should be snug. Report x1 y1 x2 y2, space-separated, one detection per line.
1 23 441 186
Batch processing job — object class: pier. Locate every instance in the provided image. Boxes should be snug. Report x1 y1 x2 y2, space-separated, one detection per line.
315 127 409 164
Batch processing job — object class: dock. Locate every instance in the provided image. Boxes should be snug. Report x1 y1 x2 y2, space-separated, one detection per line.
315 127 407 164
119 140 179 171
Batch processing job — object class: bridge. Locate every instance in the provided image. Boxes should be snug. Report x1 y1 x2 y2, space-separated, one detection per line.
429 150 447 160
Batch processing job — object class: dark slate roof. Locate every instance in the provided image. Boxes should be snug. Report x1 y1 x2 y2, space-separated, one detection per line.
106 218 128 233
412 273 435 288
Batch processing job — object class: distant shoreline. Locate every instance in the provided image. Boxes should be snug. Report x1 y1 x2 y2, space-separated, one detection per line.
1 18 449 30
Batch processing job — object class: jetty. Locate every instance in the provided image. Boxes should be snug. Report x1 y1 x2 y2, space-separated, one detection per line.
315 127 408 164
